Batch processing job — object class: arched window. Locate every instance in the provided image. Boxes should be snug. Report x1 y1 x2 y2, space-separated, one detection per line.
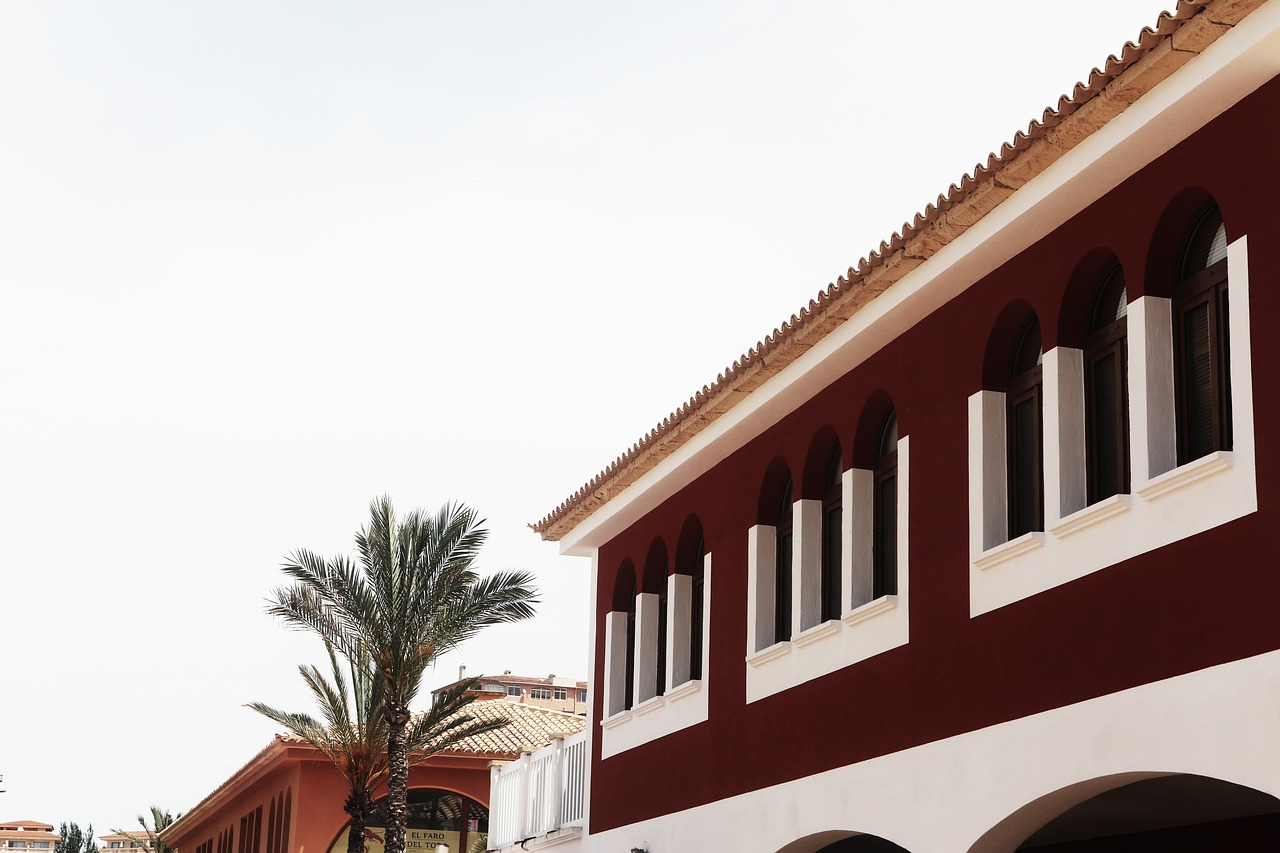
821 445 843 621
1086 265 1130 502
624 575 636 710
1008 316 1044 538
361 788 488 853
655 560 668 698
874 411 898 598
672 517 707 688
689 533 705 681
1175 205 1231 463
775 475 793 644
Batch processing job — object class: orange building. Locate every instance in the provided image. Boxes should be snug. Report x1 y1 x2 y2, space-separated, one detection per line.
162 700 586 853
432 668 588 716
0 822 59 853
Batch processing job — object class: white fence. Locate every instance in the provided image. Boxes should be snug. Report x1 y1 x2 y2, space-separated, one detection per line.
487 730 587 849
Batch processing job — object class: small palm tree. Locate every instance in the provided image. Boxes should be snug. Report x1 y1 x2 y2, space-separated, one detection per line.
250 644 508 853
114 807 179 853
268 497 538 853
249 642 387 853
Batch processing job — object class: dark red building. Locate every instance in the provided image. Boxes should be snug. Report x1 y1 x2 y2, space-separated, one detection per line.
520 1 1280 850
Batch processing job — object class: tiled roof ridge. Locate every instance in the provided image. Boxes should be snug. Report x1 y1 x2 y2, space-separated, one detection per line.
271 697 587 750
533 0 1256 541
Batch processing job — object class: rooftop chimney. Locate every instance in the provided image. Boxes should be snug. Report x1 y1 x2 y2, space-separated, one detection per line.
458 664 466 680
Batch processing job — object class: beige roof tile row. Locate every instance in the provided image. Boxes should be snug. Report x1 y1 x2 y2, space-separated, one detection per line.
278 698 587 758
532 0 1261 542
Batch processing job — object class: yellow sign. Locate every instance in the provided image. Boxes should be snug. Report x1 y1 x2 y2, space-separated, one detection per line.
328 827 486 853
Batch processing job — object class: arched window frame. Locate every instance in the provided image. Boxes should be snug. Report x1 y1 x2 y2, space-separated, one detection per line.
689 534 705 681
1007 317 1045 538
603 562 638 718
821 446 843 622
774 475 794 645
873 412 898 599
624 576 636 710
1173 205 1231 464
1085 265 1131 503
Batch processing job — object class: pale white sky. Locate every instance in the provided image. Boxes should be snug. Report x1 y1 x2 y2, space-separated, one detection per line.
1 0 1165 838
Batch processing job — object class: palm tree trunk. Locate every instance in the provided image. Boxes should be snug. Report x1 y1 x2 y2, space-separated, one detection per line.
343 794 366 853
345 788 371 850
385 703 410 853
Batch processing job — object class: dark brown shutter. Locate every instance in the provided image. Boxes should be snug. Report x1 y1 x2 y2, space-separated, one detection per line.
821 446 842 620
873 411 898 597
775 476 793 643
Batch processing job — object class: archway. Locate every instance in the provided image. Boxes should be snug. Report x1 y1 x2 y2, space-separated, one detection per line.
973 773 1280 852
776 831 913 853
327 787 489 853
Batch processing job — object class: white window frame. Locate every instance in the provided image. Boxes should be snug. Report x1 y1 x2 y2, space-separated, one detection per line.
601 550 712 758
745 437 911 703
968 236 1256 615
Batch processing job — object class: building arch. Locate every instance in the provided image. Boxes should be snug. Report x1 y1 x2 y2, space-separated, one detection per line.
674 514 708 684
1143 185 1231 299
326 787 490 853
982 299 1040 391
1057 247 1125 349
605 559 638 715
802 426 844 623
640 537 670 699
774 830 914 853
967 771 1280 853
849 393 900 606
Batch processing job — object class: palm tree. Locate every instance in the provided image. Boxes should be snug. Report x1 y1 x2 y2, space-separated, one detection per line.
249 642 386 853
114 807 179 853
249 644 509 853
267 497 538 853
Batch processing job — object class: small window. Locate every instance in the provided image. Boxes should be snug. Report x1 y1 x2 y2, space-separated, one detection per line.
530 687 552 700
482 683 504 693
690 533 705 680
625 577 636 710
506 685 522 697
553 687 567 700
656 570 668 698
874 411 898 597
821 445 843 620
1008 316 1045 537
1174 205 1231 463
774 475 794 644
1086 265 1130 501
577 689 587 702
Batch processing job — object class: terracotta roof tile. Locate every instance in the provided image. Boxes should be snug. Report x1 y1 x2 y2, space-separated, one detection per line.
277 698 587 758
431 699 587 756
532 0 1257 541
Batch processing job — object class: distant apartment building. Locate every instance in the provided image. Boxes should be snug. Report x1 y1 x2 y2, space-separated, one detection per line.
0 822 58 851
98 832 156 851
431 667 588 715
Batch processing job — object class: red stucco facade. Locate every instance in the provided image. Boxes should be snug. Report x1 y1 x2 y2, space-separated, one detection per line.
573 19 1280 850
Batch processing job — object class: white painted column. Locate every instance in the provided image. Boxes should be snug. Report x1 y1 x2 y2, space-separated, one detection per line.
1130 295 1175 484
602 611 628 717
634 591 660 703
700 551 712 679
969 389 1008 555
794 498 822 632
667 572 692 689
746 524 776 654
1044 346 1085 523
847 468 874 609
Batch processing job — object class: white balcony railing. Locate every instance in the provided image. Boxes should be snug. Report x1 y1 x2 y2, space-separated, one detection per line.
488 730 587 850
